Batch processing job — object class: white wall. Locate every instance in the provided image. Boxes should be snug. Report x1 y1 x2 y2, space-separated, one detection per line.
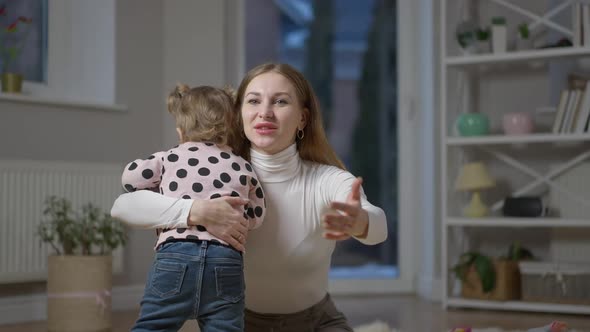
0 0 164 301
162 0 244 148
0 0 243 321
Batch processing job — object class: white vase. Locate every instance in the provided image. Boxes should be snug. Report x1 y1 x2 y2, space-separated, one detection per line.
477 40 491 54
492 24 507 53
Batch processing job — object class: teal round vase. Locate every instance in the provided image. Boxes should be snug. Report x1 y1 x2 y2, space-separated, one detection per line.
456 113 490 136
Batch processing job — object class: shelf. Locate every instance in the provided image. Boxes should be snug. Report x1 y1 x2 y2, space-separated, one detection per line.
0 92 127 113
446 133 590 146
445 47 590 68
447 298 590 315
446 217 590 228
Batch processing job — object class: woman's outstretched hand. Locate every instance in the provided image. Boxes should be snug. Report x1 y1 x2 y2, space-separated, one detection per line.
188 196 250 252
322 177 369 241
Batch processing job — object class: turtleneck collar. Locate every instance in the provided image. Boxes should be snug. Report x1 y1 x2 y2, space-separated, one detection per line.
249 143 300 183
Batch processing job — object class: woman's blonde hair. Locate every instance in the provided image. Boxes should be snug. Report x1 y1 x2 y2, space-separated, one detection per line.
232 63 345 169
167 84 237 146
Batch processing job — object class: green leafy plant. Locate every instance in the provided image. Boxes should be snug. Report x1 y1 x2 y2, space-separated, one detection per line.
451 242 534 293
457 30 475 48
37 196 127 256
452 251 496 293
0 3 33 72
518 23 530 39
504 241 534 261
476 27 490 41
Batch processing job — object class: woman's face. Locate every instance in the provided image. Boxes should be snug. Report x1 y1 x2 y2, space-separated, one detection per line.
241 72 307 155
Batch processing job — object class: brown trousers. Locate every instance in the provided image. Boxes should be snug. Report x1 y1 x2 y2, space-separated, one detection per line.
244 294 354 332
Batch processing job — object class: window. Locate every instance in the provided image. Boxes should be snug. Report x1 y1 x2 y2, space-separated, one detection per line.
246 0 399 280
1 0 117 108
0 0 48 82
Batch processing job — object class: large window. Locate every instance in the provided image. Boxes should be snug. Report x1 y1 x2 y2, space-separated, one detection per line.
246 0 398 280
0 0 47 82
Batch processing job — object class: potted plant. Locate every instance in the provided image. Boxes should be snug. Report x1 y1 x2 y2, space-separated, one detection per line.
456 19 478 54
491 16 507 53
451 242 533 301
0 4 33 93
37 196 127 332
516 22 533 51
476 27 491 54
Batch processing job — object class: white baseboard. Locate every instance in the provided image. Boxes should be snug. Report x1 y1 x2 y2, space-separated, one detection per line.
416 275 442 302
0 284 145 326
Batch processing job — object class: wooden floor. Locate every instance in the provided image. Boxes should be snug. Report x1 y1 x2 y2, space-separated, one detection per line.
1 295 589 331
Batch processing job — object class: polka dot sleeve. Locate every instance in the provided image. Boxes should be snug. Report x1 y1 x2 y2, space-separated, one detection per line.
121 151 166 192
246 172 266 230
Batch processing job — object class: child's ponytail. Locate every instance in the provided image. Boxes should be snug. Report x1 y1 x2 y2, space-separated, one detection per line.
167 83 192 114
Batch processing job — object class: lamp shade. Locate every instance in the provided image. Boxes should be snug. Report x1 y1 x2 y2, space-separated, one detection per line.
455 162 495 191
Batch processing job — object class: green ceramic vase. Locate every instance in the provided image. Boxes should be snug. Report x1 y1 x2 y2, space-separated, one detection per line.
456 113 490 136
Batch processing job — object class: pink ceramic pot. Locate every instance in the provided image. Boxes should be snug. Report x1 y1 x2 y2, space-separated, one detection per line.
502 112 534 135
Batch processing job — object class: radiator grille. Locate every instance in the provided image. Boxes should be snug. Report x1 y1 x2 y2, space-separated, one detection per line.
0 160 124 283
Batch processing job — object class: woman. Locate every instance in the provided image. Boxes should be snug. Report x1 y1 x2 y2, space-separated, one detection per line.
112 63 387 331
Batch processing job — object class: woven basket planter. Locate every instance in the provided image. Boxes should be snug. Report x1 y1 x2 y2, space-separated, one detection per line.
47 255 112 332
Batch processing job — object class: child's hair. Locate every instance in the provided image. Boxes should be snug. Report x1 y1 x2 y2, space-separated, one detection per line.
167 84 236 145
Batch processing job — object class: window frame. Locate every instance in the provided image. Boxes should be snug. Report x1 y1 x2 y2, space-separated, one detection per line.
5 0 123 111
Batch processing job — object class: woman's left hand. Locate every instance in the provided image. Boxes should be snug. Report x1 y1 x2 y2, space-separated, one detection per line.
322 177 369 241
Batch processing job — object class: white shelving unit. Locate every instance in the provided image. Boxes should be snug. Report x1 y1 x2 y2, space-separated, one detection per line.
446 46 590 67
441 0 590 314
447 217 590 228
446 133 590 145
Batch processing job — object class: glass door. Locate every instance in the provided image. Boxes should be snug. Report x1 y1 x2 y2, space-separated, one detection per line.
244 0 417 293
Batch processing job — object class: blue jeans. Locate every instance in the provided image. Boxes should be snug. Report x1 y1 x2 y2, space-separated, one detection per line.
132 240 245 332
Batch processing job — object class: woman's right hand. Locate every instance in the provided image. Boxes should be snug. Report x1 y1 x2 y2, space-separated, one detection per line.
189 197 250 252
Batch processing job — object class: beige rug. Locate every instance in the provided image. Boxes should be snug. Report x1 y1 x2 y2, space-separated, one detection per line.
352 321 589 332
353 321 398 332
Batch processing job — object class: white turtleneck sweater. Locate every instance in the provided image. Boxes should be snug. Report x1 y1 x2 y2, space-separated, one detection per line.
111 144 387 313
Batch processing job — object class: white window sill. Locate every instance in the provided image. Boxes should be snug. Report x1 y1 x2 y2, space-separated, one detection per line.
0 92 127 113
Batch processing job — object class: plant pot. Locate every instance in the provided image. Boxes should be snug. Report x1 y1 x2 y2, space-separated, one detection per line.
461 260 521 301
47 255 113 332
1 72 23 93
516 36 533 51
477 40 491 54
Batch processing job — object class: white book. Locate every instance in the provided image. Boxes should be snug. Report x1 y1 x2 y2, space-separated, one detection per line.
584 5 590 46
574 3 582 47
561 89 579 133
574 83 590 133
552 90 570 133
569 88 585 132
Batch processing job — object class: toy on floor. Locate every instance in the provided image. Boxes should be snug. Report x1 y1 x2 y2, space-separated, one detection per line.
528 321 568 332
450 321 569 332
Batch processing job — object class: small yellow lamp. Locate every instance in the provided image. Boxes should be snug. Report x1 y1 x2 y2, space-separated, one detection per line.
455 162 495 218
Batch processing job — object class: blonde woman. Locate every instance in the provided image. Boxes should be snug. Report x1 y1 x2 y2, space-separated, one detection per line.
112 63 387 331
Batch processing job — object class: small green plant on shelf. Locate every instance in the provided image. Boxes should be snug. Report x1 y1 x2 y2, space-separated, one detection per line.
452 251 496 293
36 196 127 256
517 23 530 39
476 27 490 41
503 241 534 261
451 242 534 293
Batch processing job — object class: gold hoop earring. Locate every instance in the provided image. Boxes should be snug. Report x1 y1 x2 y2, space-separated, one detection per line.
297 129 305 140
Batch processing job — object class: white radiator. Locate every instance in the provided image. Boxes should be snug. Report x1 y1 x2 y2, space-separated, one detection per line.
0 160 124 283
